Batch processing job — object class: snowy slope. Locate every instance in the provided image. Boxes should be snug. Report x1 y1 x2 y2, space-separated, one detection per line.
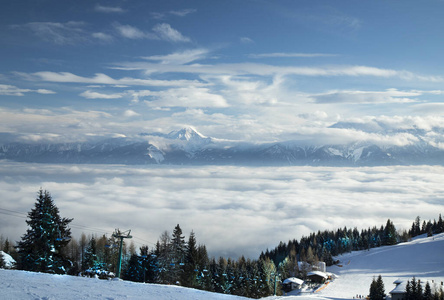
1 234 443 299
318 233 444 299
0 269 249 300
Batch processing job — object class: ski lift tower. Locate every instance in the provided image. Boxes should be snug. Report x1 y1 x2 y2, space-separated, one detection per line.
112 229 132 279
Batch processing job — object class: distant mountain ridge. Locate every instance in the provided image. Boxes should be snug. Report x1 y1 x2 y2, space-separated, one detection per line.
2 126 444 166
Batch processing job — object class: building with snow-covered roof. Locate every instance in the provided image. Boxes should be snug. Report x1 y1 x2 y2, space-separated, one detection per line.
389 279 406 300
307 271 329 283
282 277 304 292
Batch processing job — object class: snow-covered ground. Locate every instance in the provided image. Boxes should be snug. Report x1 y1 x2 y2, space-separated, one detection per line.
1 233 443 299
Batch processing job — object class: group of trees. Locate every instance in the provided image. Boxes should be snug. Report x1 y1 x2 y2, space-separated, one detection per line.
2 189 444 299
122 224 280 298
261 219 399 271
409 215 444 238
405 277 444 300
368 276 444 300
261 214 444 274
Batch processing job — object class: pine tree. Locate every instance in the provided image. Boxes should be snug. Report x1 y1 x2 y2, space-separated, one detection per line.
424 281 432 300
369 275 385 300
171 224 186 284
0 251 5 269
182 230 199 288
82 237 99 273
123 253 144 282
16 189 73 274
383 219 397 245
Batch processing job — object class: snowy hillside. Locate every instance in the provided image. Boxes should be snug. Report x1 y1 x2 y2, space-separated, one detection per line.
2 233 443 299
318 233 444 299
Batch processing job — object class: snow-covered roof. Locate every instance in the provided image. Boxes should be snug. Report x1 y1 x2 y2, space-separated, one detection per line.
307 271 328 279
393 278 403 285
390 282 407 294
283 277 304 285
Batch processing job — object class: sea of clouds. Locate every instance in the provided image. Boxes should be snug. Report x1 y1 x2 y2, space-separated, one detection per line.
0 162 443 259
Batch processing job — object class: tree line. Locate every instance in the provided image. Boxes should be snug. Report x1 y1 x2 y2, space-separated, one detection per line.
260 214 444 273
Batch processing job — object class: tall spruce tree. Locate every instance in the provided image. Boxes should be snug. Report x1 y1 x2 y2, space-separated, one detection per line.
369 275 385 300
16 189 73 274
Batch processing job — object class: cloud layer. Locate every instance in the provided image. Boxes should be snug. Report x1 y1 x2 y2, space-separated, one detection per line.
0 163 442 258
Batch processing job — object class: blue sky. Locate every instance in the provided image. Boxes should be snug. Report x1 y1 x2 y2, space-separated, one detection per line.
2 0 444 144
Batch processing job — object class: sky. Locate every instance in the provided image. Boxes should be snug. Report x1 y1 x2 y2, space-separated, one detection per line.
2 0 444 144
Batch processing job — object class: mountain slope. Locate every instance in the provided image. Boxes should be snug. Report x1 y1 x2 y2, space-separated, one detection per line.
2 126 444 166
319 233 444 299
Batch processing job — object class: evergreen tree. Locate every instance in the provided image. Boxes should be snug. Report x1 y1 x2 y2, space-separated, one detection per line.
16 189 73 274
369 275 385 300
182 231 199 288
123 253 144 282
3 238 11 253
406 279 412 300
171 224 186 284
383 219 397 245
417 279 424 300
424 281 432 300
82 237 100 274
438 214 444 234
0 251 5 269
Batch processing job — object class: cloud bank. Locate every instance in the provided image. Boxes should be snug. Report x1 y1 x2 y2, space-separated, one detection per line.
0 163 442 259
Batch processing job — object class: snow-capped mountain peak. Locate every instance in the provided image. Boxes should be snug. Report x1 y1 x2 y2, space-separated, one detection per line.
167 127 207 141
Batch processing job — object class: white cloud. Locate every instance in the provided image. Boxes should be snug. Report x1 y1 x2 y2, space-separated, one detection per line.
123 110 140 117
114 23 158 40
137 86 229 108
240 37 254 44
92 32 114 42
94 5 126 13
114 60 443 83
152 23 191 43
311 89 422 104
0 84 55 96
79 90 123 99
169 9 197 17
26 71 205 87
1 163 442 258
249 52 337 58
142 48 209 65
36 89 56 94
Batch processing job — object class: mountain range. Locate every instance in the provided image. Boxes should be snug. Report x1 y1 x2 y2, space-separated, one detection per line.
1 126 444 166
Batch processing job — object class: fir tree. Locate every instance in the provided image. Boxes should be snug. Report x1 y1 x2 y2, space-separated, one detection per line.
82 237 100 274
182 230 199 288
16 189 73 274
0 251 5 269
424 281 432 300
3 238 11 253
369 275 385 300
123 253 144 282
383 219 397 245
171 224 186 284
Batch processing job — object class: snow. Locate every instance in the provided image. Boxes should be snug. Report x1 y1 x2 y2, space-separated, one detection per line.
283 277 304 285
2 233 443 299
0 250 15 268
